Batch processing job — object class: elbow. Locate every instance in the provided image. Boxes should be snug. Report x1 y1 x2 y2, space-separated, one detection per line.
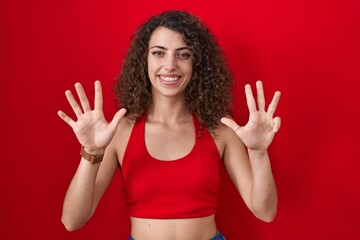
61 204 94 231
250 195 278 223
61 217 78 232
63 224 78 232
61 215 84 232
255 210 277 223
252 204 277 223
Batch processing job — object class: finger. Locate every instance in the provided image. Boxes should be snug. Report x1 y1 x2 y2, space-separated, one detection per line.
245 84 257 113
220 117 242 132
273 116 281 132
75 82 91 112
256 80 265 111
94 80 103 111
57 110 75 128
65 90 83 117
267 91 281 117
108 108 127 133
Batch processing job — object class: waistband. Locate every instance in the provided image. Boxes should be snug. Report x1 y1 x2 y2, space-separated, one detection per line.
129 231 225 240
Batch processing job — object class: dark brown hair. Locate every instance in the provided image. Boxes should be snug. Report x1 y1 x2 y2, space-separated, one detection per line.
115 10 233 131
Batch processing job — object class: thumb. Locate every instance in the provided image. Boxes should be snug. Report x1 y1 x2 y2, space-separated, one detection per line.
108 108 127 132
220 117 242 133
273 116 281 132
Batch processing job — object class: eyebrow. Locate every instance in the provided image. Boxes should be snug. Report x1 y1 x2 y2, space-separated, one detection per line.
150 45 193 51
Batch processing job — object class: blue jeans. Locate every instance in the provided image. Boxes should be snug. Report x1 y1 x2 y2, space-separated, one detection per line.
129 231 225 240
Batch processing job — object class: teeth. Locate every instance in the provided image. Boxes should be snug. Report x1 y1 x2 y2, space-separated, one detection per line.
160 76 180 82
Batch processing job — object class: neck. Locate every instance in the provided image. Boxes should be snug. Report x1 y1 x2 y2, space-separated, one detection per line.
147 95 190 123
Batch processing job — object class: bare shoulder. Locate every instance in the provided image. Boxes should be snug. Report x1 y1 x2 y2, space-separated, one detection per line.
213 121 247 160
107 116 135 166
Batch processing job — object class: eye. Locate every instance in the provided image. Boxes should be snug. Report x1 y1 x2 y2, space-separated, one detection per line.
150 51 164 57
177 52 192 59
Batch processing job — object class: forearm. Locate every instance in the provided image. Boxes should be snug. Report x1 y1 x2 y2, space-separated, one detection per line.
248 149 277 222
62 157 100 231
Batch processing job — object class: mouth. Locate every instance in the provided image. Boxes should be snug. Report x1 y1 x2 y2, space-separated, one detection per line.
158 74 182 86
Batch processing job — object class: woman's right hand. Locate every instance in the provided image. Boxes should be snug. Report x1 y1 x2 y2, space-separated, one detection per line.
57 81 127 155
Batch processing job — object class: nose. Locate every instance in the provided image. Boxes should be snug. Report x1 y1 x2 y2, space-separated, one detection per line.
164 55 177 71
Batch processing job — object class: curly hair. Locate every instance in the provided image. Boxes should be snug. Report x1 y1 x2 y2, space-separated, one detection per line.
115 10 233 131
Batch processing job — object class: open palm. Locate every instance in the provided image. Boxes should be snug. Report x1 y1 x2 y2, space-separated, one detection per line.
221 81 281 151
57 81 126 154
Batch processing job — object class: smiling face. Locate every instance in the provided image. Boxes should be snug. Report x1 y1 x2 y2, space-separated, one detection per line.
147 27 193 100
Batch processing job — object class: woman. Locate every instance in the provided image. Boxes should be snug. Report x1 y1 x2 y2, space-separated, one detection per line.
58 10 281 240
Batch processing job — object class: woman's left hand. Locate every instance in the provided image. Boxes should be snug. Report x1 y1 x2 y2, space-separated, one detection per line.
221 81 281 151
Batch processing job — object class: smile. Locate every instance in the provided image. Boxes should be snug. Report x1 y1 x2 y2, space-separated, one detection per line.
157 74 183 86
158 75 181 82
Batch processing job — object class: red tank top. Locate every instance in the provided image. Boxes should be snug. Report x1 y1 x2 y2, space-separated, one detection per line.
121 114 221 219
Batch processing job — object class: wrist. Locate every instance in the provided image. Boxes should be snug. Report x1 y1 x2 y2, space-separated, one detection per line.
80 146 104 164
247 149 268 159
83 146 105 155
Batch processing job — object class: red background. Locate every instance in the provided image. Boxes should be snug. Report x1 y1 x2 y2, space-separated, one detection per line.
1 0 359 239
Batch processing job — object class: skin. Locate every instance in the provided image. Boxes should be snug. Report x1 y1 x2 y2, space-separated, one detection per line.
58 27 281 239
